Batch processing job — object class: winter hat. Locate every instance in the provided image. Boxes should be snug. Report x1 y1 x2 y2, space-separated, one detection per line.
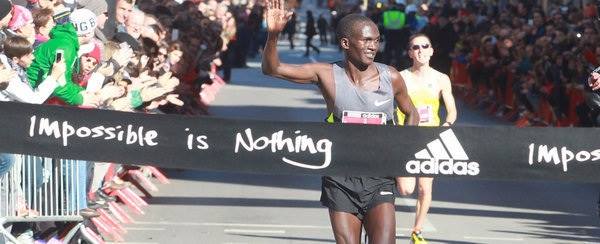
0 0 11 22
7 5 32 31
69 8 97 35
77 0 107 17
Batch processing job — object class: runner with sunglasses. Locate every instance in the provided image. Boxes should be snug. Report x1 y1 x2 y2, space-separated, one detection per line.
396 33 457 244
261 0 419 242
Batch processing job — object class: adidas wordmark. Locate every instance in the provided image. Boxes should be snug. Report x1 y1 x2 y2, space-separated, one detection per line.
406 129 480 176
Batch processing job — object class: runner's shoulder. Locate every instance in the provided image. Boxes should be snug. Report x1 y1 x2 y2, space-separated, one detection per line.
382 65 403 81
384 64 400 73
429 67 450 80
304 62 334 84
303 62 334 73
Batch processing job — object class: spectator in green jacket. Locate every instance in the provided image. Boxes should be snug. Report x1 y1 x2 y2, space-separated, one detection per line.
26 8 100 106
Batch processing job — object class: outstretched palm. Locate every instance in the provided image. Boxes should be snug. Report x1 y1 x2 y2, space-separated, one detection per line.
265 0 292 33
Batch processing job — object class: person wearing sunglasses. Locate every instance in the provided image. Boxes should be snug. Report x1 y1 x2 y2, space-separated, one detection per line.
396 33 457 244
262 0 419 243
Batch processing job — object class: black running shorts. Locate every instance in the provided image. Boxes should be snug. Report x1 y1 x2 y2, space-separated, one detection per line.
320 176 396 220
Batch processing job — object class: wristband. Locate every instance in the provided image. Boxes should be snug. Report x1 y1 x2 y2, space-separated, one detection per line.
130 90 143 108
444 121 454 126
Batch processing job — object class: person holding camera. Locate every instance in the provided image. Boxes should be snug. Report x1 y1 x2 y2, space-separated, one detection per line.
0 35 66 103
26 8 100 106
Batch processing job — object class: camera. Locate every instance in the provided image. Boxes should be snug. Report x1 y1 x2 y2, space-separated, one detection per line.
55 49 64 63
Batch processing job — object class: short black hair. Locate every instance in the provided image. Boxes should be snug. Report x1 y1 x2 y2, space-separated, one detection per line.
335 14 373 43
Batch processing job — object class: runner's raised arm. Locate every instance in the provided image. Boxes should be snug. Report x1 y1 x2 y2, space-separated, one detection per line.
261 0 326 84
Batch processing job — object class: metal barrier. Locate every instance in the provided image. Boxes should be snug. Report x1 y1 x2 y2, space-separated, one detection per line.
0 155 86 242
1 155 167 243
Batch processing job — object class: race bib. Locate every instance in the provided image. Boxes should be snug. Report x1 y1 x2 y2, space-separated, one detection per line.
418 105 432 123
341 110 387 125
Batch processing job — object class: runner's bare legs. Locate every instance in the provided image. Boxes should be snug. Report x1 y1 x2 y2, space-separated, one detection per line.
364 203 396 244
329 202 396 244
329 211 362 244
263 1 414 242
397 177 433 232
414 177 433 231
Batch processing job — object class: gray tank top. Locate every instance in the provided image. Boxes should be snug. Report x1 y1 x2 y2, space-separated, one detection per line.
332 61 395 122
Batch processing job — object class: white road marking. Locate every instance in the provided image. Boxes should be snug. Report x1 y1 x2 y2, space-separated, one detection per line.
224 229 286 234
134 221 330 229
125 227 166 231
464 236 525 241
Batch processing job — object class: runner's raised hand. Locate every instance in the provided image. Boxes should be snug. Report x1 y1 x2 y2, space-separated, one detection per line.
265 0 293 33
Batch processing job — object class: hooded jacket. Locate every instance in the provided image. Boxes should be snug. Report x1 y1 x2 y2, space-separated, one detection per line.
27 24 83 105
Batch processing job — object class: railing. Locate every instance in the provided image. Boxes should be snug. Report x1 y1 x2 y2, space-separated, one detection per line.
1 155 93 243
1 154 169 243
1 155 85 223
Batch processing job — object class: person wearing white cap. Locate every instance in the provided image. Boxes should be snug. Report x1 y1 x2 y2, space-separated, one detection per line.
77 0 109 41
26 8 100 106
68 8 97 44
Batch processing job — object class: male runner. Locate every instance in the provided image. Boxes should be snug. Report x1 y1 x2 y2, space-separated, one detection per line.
261 0 419 243
396 33 457 244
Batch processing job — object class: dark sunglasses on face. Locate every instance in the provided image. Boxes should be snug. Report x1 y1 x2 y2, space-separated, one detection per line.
411 44 430 50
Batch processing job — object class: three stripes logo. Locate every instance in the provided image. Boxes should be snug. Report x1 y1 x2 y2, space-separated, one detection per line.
406 129 480 176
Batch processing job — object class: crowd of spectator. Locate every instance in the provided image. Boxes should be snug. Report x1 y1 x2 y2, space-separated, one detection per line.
0 0 271 242
364 0 599 127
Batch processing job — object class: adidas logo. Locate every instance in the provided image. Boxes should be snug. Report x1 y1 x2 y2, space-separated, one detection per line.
406 129 480 176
